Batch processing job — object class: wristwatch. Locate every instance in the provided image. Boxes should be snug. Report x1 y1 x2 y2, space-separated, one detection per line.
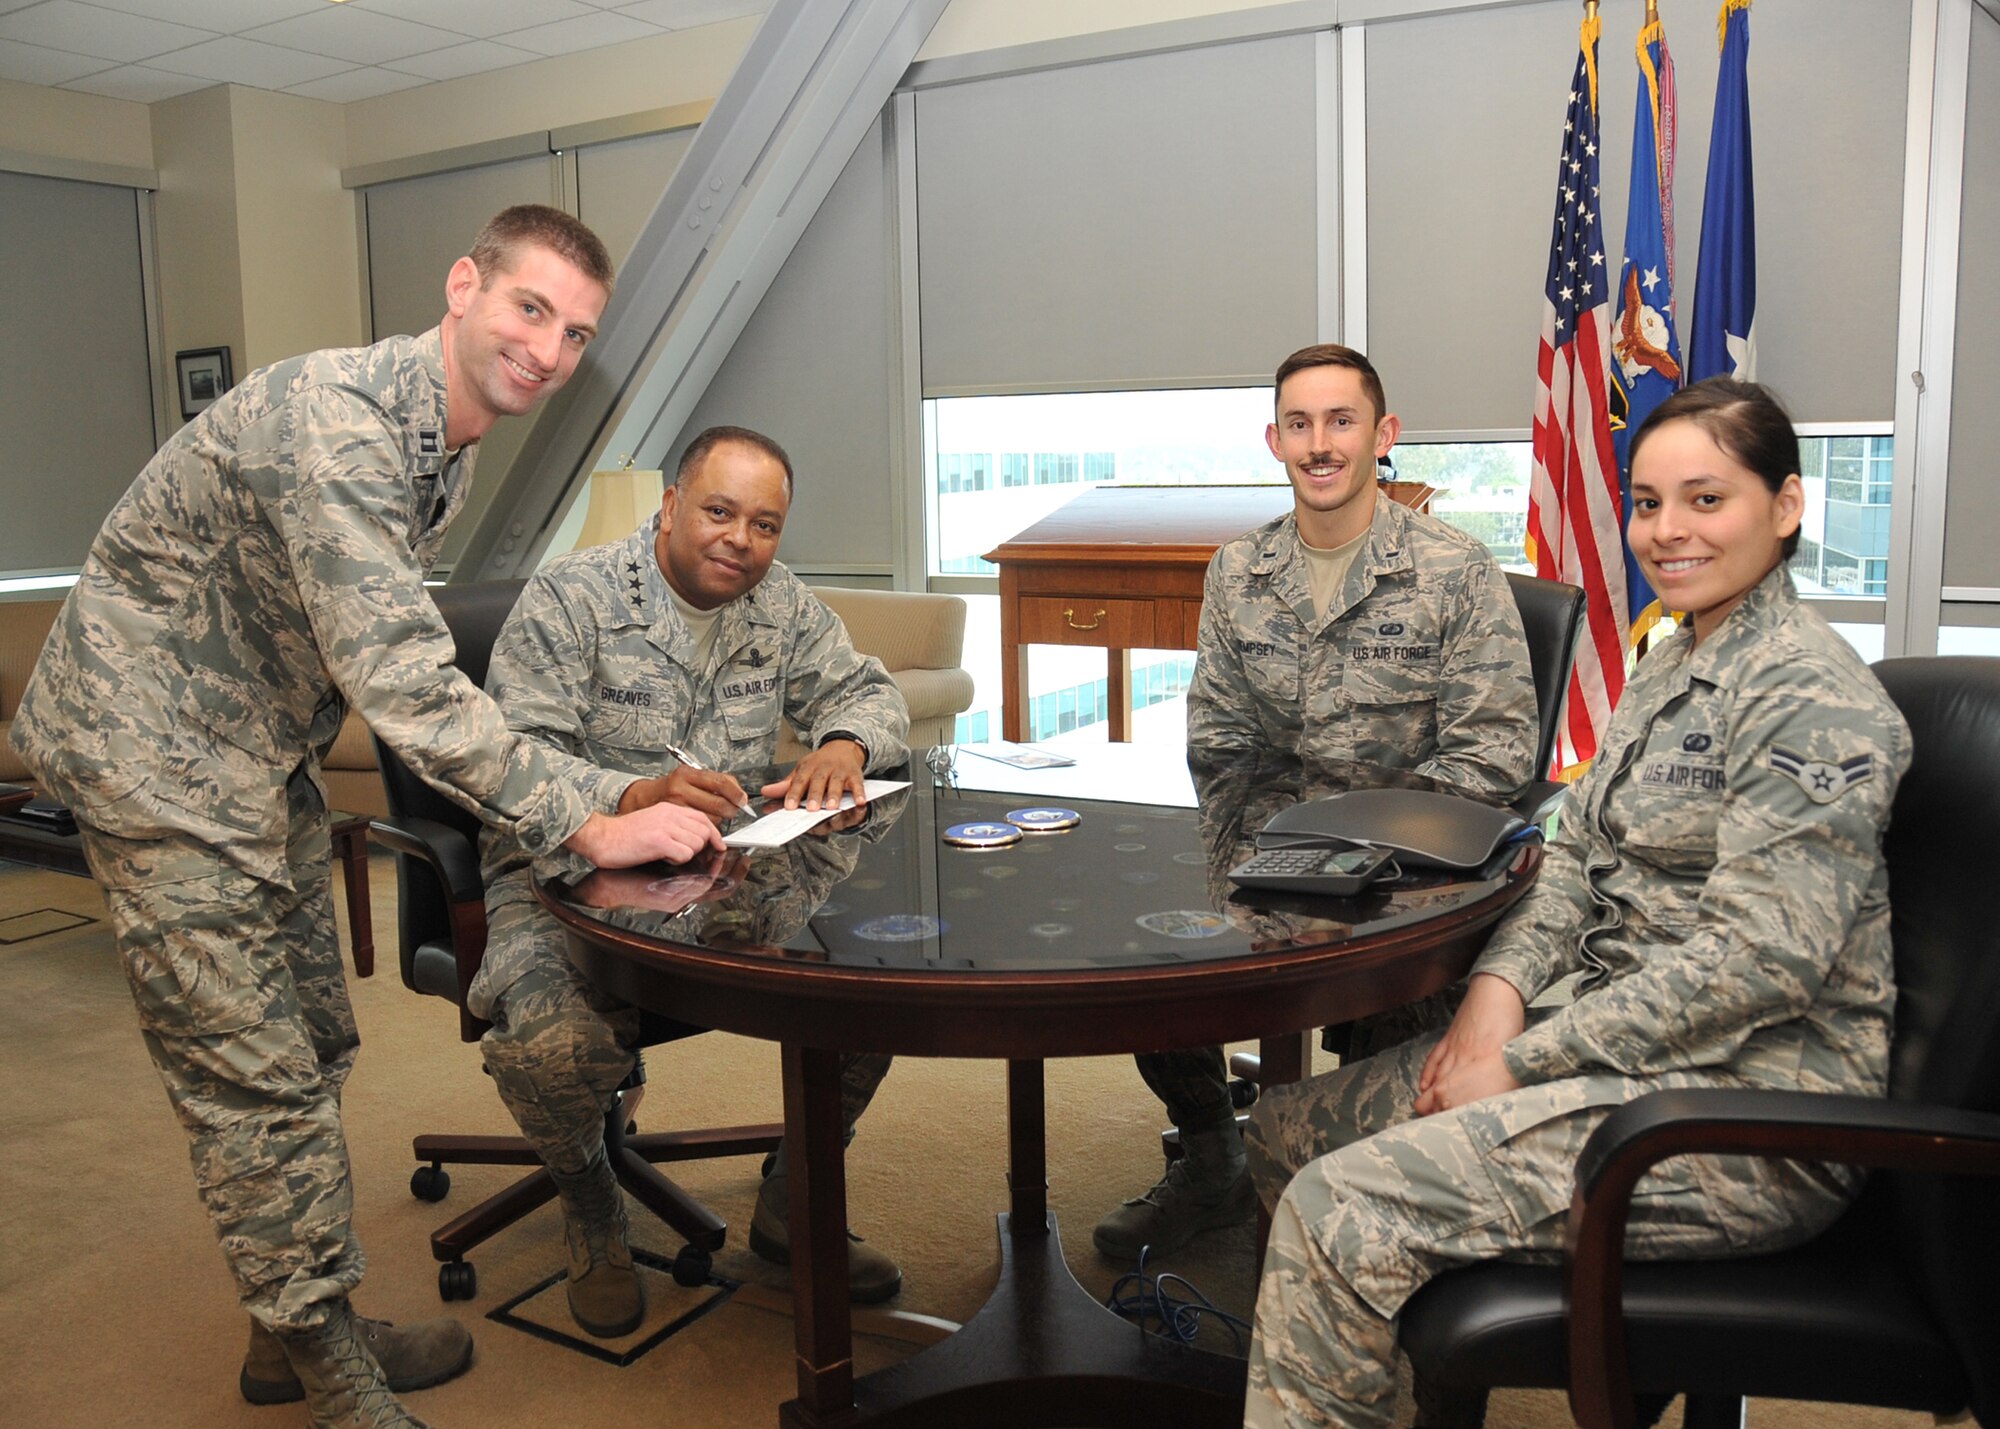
819 730 867 759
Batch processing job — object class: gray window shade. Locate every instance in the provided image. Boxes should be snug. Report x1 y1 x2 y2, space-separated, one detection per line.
915 36 1317 396
0 171 156 572
574 128 697 271
1944 4 2000 588
668 115 897 575
362 154 558 570
1368 0 1908 432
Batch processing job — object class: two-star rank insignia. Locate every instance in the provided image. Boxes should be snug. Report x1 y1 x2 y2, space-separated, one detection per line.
1768 746 1874 804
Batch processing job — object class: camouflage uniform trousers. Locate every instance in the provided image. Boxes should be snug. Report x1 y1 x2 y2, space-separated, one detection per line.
479 896 890 1178
1242 1027 1854 1428
81 778 361 1336
1134 988 1455 1138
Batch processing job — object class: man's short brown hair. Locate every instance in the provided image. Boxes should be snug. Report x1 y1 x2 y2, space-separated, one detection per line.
469 205 615 296
1273 343 1387 425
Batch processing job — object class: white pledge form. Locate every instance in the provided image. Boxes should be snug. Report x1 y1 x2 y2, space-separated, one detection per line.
722 780 912 849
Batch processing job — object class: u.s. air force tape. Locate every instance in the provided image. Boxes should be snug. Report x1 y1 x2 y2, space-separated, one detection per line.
943 821 1022 849
1005 807 1080 832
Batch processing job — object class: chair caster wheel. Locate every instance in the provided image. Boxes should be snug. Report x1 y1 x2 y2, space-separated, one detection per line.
410 1165 450 1202
759 1151 777 1180
438 1261 477 1301
671 1246 712 1288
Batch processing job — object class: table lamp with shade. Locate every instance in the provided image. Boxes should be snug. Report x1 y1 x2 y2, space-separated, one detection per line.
573 460 666 551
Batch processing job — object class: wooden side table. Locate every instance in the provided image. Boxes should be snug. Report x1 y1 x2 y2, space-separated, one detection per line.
984 483 1436 742
0 788 378 979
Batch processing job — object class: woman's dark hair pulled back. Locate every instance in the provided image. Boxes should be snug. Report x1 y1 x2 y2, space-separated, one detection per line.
1629 376 1802 559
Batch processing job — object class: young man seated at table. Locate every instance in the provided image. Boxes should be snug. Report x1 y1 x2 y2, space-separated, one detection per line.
1093 344 1539 1264
473 424 911 1333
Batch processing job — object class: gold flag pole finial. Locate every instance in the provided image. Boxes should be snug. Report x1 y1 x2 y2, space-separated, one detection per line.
1581 0 1602 109
1646 0 1659 21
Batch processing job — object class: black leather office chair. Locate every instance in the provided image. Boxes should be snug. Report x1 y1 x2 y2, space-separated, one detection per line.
1502 570 1586 824
368 580 781 1302
1397 654 2000 1429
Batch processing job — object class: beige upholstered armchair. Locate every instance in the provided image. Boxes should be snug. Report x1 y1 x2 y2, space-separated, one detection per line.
778 585 974 759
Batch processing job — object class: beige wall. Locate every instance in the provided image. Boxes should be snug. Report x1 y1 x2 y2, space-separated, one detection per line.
340 17 756 169
0 75 149 170
150 86 246 429
230 88 363 371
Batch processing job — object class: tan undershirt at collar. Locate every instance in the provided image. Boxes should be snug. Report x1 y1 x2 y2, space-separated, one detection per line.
666 584 724 669
1300 525 1370 624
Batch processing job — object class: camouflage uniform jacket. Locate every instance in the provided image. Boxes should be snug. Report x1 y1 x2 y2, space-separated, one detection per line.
1474 567 1912 1099
1185 497 1537 804
9 329 592 883
478 514 909 902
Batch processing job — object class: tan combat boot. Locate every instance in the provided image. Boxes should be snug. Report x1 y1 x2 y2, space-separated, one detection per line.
277 1302 434 1429
551 1155 644 1337
243 1313 472 1405
749 1171 903 1304
1092 1121 1253 1261
562 1200 645 1337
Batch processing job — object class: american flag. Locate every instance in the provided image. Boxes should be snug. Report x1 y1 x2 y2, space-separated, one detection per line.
1527 12 1626 772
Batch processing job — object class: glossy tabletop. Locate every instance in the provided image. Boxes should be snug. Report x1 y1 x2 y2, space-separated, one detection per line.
539 752 1540 1061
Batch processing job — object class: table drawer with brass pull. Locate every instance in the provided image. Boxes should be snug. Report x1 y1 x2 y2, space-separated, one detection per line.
1018 596 1156 648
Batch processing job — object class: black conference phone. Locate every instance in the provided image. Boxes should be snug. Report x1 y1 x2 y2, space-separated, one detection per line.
1227 788 1532 897
1227 841 1400 896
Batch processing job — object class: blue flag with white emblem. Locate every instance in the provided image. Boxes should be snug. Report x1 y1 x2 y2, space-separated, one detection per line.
1610 13 1681 645
1689 0 1756 381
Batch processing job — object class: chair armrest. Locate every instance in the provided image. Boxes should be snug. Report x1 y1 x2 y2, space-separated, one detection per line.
368 815 482 903
893 666 976 721
367 814 490 1039
1565 1087 2000 1429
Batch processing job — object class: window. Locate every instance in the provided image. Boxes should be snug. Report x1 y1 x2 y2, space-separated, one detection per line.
1793 432 1894 599
1386 441 1534 567
925 388 1275 581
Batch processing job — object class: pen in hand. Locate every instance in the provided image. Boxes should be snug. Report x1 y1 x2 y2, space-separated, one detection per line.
664 743 758 818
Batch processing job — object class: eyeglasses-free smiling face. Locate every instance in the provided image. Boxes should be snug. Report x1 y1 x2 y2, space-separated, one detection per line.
1265 363 1401 549
441 243 607 448
1627 417 1803 646
655 439 791 611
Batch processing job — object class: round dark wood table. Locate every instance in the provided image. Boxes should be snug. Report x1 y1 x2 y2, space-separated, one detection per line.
539 754 1540 1428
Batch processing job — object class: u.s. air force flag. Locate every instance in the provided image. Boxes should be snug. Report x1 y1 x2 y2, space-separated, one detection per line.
1689 0 1756 382
1611 12 1681 647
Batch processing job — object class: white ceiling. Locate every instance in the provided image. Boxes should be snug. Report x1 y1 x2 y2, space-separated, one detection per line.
0 0 767 104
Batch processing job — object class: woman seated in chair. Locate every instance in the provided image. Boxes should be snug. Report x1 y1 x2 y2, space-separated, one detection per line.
1243 378 1914 1429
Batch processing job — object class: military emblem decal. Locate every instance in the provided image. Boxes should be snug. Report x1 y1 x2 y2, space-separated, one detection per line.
1768 746 1874 804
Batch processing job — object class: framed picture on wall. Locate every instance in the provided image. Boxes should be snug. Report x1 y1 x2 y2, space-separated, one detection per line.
175 347 233 420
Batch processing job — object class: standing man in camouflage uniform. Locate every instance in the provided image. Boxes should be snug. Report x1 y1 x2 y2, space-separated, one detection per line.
1094 344 1537 1264
1242 379 1913 1427
10 206 723 1429
474 424 911 1334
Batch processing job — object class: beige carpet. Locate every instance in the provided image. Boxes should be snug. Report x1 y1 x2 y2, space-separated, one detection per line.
0 853 1933 1428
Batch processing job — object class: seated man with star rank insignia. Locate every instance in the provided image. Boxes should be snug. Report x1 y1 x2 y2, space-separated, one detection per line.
473 425 911 1332
1093 344 1540 1266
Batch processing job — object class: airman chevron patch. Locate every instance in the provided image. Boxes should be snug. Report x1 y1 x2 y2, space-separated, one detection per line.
1768 746 1874 804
